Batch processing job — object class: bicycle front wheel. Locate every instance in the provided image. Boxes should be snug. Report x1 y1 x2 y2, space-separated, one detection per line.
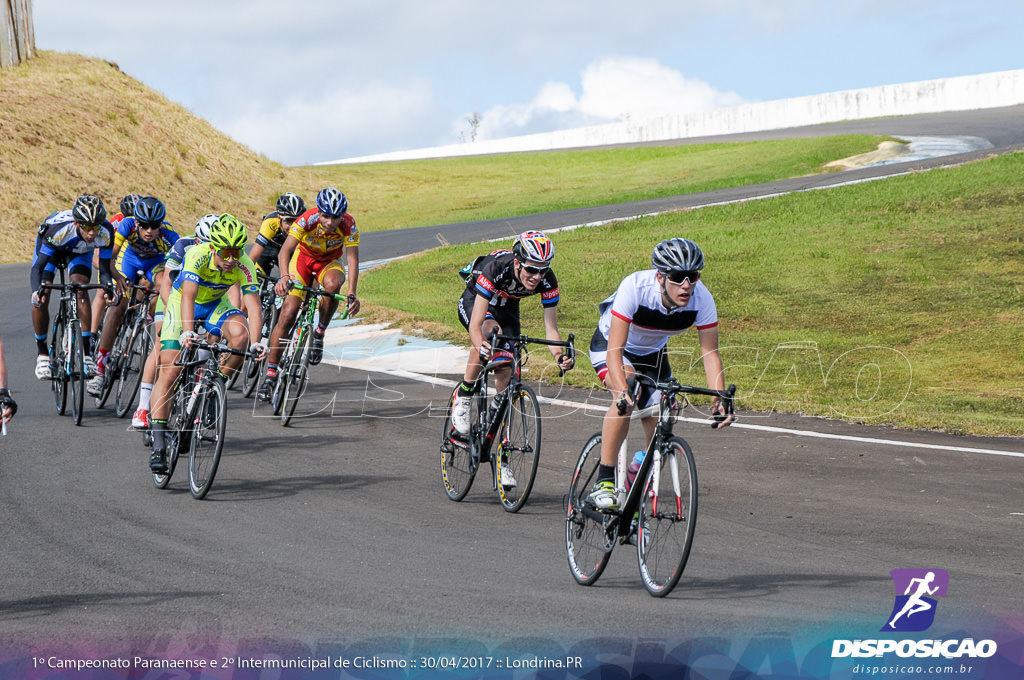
51 316 69 416
565 433 614 586
95 322 126 409
115 325 150 417
637 435 698 597
153 385 187 490
68 319 86 426
439 387 478 501
281 330 310 426
497 384 542 512
188 376 227 499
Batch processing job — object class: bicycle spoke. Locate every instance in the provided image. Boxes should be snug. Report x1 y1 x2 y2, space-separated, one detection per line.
188 376 227 499
439 388 477 501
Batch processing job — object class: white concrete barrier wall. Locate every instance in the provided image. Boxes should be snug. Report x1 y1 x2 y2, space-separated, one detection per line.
320 69 1024 165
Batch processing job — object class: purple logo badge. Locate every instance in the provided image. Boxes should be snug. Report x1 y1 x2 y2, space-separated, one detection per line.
881 568 949 632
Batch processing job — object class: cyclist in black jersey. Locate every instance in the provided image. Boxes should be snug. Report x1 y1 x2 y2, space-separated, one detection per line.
451 230 574 436
247 193 306 276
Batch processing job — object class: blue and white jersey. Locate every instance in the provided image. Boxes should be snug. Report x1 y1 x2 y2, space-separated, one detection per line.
37 210 114 258
595 269 718 355
164 236 200 282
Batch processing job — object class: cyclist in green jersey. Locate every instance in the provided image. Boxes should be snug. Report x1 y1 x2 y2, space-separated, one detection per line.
147 215 266 473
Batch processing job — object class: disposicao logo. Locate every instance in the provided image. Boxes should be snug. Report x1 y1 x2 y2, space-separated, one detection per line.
882 568 948 632
831 568 998 660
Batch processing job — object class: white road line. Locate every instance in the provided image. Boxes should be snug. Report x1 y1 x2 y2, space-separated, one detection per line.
378 368 1024 460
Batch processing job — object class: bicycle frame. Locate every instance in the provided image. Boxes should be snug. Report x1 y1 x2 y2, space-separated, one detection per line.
591 376 736 541
467 330 575 489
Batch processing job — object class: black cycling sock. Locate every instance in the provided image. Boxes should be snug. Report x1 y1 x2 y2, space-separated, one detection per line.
457 381 476 398
35 334 48 355
598 464 616 483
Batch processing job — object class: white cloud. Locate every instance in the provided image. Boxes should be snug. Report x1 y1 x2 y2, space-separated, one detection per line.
469 57 748 142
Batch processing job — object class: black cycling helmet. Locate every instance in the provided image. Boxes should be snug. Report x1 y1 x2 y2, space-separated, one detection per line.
316 187 348 217
119 194 142 218
275 192 306 218
72 195 107 226
134 196 167 225
651 238 704 273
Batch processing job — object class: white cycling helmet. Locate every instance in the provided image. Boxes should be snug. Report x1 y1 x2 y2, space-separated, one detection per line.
194 213 219 242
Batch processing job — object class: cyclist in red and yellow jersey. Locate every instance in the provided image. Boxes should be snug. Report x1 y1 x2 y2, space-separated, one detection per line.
257 187 360 401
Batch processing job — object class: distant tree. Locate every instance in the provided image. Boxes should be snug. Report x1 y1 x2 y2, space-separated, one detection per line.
1 0 35 69
459 112 483 143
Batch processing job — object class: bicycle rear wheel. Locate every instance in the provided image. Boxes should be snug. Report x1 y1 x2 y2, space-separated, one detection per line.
565 433 615 586
189 376 227 499
95 323 125 409
153 385 188 489
51 316 69 416
68 319 86 426
115 325 150 417
637 435 698 597
439 387 478 501
281 330 310 426
497 384 542 512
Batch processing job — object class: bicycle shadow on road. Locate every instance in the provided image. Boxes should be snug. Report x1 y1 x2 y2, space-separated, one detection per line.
590 571 890 599
173 473 393 503
0 590 214 621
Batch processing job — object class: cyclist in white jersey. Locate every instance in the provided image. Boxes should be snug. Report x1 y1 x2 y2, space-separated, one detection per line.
587 238 733 510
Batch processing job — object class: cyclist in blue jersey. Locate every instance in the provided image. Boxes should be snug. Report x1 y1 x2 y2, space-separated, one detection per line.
586 238 733 510
90 194 141 341
90 196 180 396
30 195 116 381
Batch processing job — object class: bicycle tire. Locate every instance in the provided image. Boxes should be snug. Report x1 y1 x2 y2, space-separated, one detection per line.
69 318 86 426
439 387 478 501
115 324 150 418
188 375 227 499
280 329 310 426
51 315 69 416
637 435 698 597
243 298 277 398
153 382 188 489
95 320 125 409
497 384 542 512
565 433 615 586
270 337 294 416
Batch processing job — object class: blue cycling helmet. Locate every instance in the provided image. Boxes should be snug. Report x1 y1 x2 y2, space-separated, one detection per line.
134 196 167 225
316 187 348 217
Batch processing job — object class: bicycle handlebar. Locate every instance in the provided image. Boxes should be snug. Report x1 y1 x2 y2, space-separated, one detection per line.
173 340 259 366
617 373 736 427
40 282 108 293
486 330 576 375
287 280 352 303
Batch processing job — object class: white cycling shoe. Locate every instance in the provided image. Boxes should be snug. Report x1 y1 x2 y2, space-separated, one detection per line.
35 354 51 380
451 395 471 435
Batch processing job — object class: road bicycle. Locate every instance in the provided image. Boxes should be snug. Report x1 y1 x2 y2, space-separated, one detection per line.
240 272 280 398
151 339 257 499
41 270 107 426
270 281 350 427
565 373 735 596
439 329 574 512
95 279 157 417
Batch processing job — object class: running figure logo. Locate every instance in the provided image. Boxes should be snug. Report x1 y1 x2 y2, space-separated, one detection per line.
882 568 949 632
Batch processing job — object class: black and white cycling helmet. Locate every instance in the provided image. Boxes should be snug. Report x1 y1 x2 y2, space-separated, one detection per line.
119 194 142 218
134 196 167 225
316 187 348 217
72 195 107 226
276 192 306 218
194 213 219 242
651 238 704 273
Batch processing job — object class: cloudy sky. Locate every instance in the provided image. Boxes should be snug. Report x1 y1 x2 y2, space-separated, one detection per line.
33 0 1024 166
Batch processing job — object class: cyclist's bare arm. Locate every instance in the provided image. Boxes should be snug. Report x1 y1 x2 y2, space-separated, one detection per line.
274 235 300 296
698 324 733 428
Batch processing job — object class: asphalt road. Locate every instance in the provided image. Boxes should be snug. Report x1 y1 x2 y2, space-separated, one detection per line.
1 108 1022 674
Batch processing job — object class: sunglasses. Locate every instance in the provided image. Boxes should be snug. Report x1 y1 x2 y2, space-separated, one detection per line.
666 270 700 285
137 222 161 231
217 248 243 261
77 223 100 232
520 262 549 276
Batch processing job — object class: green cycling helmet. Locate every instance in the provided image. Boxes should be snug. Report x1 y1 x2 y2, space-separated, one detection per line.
209 213 248 249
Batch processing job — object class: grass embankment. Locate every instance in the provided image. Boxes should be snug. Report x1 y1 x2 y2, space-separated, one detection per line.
2 51 884 263
361 152 1024 437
